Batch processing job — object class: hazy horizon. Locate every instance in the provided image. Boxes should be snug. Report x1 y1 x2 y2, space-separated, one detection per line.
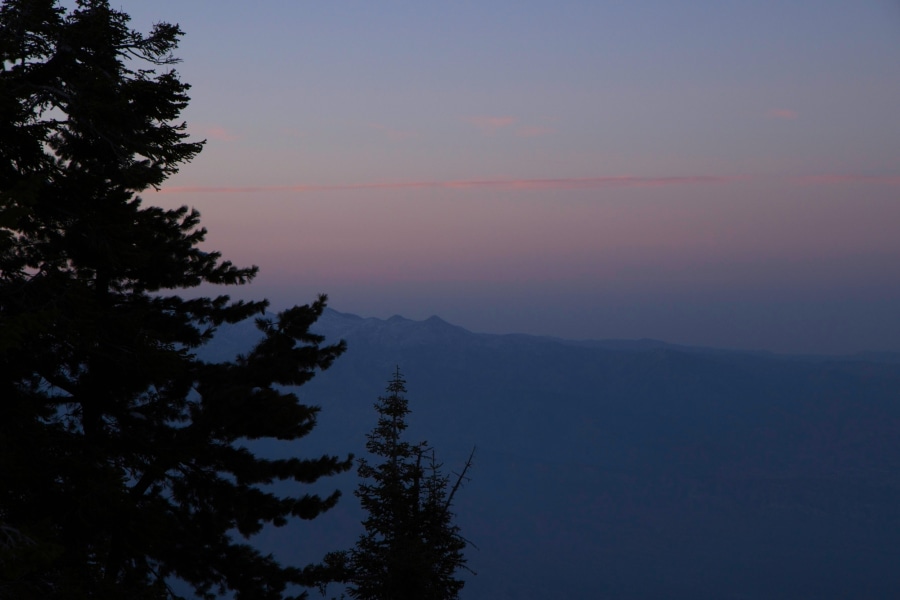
128 0 898 356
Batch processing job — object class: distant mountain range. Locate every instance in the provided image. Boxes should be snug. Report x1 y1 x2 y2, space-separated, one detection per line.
208 308 900 600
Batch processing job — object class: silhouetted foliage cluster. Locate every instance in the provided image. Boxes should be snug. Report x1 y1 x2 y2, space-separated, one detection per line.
0 1 349 598
328 369 472 600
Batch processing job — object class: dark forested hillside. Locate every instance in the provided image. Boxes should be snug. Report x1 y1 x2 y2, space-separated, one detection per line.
211 309 900 599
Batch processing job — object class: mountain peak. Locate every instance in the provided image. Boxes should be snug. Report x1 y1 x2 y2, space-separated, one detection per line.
311 309 471 346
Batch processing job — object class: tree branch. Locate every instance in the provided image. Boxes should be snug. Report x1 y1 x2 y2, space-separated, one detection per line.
445 446 475 508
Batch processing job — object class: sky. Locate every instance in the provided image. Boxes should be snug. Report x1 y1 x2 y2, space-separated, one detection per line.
116 0 900 354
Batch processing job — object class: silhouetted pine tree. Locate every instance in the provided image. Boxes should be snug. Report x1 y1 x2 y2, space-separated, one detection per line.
0 2 350 598
343 369 472 600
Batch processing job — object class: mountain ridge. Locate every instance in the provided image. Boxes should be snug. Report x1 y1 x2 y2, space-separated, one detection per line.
314 307 900 363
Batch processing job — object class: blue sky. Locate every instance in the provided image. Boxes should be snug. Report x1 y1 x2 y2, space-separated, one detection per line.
106 0 900 353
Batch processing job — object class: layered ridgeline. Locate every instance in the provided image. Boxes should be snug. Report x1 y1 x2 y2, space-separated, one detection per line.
208 309 900 600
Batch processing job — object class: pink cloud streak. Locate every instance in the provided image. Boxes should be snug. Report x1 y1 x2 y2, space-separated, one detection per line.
463 115 517 134
793 174 900 186
202 125 240 142
766 108 798 120
157 175 733 195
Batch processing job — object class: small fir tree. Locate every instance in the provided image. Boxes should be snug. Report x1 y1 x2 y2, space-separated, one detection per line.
343 369 473 600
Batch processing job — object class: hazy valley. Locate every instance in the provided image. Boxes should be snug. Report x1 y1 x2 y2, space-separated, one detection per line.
207 309 900 599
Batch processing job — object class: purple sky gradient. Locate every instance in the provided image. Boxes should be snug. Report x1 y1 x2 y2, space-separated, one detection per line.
123 1 900 354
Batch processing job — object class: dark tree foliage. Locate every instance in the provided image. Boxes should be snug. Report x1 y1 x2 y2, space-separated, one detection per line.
0 1 350 598
339 369 472 600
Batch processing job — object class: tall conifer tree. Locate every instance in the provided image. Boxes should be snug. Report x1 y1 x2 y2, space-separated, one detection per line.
0 2 349 598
